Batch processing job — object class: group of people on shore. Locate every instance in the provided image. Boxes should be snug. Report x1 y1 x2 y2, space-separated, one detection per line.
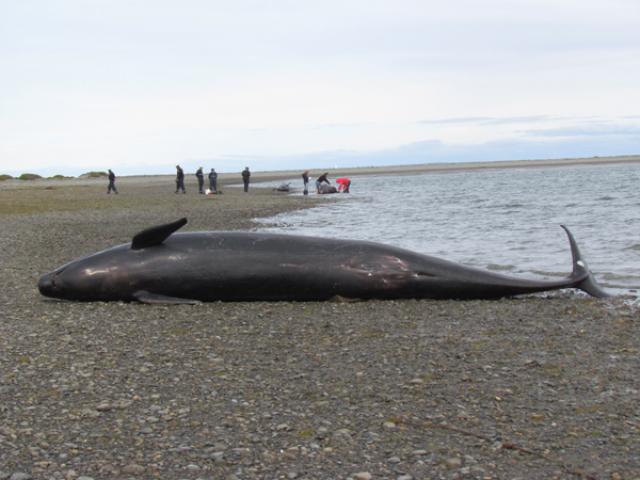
175 165 251 194
302 171 351 194
106 166 232 195
107 166 350 195
175 165 225 194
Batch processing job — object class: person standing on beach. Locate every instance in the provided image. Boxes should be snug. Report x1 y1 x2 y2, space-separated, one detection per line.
175 165 186 194
241 167 251 192
208 168 218 193
315 172 330 193
107 169 118 194
302 170 310 195
195 167 204 194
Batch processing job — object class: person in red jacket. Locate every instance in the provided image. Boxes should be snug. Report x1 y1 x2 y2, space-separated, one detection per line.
336 177 351 193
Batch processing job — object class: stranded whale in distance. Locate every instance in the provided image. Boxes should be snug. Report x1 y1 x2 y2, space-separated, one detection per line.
38 218 610 303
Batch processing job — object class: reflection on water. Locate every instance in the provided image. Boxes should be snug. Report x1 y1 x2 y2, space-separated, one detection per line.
257 163 640 297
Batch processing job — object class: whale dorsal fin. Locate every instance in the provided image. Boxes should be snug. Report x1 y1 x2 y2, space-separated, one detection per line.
131 218 187 250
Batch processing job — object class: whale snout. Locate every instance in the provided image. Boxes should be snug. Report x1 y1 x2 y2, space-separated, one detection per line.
38 272 54 296
38 271 62 298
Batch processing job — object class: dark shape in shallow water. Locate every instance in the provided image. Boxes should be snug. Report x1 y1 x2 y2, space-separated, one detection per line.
38 218 610 304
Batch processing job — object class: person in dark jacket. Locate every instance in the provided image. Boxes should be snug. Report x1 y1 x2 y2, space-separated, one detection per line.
208 168 218 193
196 167 204 194
107 169 118 194
241 167 251 192
175 165 186 194
302 170 309 195
315 172 330 193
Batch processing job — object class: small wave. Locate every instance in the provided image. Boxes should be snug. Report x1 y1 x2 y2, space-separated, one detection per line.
486 202 525 209
597 196 616 201
599 271 640 282
530 269 564 278
486 263 515 272
625 244 640 251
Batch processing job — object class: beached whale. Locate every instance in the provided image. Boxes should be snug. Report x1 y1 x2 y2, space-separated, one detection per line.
38 218 610 303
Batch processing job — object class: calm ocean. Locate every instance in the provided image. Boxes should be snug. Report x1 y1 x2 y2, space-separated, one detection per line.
257 163 640 299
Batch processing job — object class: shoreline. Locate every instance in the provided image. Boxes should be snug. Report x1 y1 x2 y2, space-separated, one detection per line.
246 153 640 182
2 154 639 189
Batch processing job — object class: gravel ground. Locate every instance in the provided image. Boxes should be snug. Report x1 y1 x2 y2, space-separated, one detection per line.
1 178 639 480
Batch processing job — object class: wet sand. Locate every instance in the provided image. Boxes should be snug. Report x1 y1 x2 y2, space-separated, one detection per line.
0 174 638 479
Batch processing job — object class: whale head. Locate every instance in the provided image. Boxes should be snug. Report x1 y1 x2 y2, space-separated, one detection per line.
39 218 189 301
38 246 134 301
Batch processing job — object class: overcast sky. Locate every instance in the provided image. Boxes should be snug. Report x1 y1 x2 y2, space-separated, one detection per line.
1 0 639 176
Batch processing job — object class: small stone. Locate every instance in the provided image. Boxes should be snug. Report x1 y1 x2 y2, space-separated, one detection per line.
397 476 413 480
353 473 372 480
209 451 225 463
77 477 95 480
10 474 32 480
464 455 477 464
445 457 462 469
186 464 200 471
122 464 145 475
409 378 424 384
383 421 396 429
10 473 32 480
387 456 401 464
287 472 299 479
112 399 133 409
95 402 112 412
412 449 428 456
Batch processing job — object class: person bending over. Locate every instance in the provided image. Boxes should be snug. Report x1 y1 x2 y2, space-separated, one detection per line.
315 172 330 193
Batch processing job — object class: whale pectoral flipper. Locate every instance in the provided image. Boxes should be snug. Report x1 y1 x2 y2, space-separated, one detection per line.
133 290 201 305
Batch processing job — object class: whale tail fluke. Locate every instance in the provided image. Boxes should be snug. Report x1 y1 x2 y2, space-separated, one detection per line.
561 225 610 298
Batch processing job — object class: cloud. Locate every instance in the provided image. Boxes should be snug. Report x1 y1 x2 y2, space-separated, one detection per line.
524 124 640 138
418 115 556 126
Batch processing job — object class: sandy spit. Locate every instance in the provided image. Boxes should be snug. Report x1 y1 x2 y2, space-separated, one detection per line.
2 154 639 190
0 177 638 480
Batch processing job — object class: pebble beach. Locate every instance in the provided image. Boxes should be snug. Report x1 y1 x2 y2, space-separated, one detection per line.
1 172 639 480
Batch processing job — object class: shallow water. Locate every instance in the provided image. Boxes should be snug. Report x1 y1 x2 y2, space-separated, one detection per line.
257 163 640 298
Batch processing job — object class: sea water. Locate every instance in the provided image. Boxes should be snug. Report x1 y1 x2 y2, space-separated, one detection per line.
257 163 640 298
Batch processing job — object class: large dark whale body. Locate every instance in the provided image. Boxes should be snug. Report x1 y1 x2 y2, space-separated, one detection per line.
38 218 609 303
